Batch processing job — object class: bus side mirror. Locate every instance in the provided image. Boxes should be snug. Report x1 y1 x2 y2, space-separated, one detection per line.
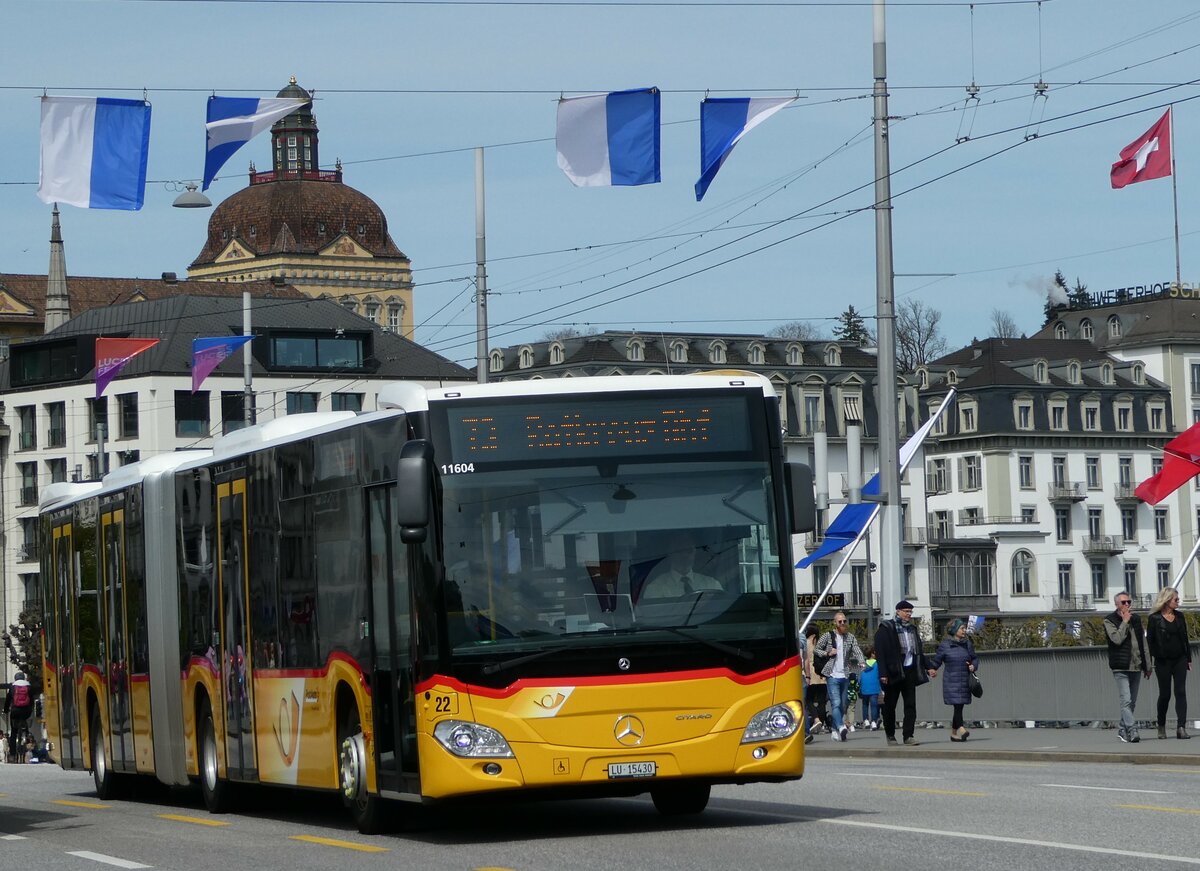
396 439 435 543
786 462 816 534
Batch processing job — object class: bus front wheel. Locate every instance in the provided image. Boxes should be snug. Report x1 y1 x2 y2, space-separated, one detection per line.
651 782 711 816
90 710 122 800
199 702 232 813
339 706 386 834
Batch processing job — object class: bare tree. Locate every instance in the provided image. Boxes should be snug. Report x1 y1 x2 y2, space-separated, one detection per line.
990 309 1019 339
542 327 582 342
895 298 948 372
770 320 826 341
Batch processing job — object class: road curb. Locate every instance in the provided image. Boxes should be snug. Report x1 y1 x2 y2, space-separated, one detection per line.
805 746 1200 765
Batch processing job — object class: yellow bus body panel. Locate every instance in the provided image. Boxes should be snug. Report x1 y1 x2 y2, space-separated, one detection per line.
130 677 155 773
416 663 804 800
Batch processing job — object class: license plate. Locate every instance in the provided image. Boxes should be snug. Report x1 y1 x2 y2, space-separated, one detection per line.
607 761 656 779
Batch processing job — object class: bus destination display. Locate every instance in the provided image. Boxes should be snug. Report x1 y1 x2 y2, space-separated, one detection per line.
442 395 753 463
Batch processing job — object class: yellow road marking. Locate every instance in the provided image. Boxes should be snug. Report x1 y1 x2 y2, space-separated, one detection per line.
289 835 389 853
874 785 986 797
950 760 1049 769
1119 804 1200 816
1146 767 1200 775
158 814 230 827
51 799 110 809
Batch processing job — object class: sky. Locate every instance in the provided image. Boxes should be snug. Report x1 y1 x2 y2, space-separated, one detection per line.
3 0 1200 369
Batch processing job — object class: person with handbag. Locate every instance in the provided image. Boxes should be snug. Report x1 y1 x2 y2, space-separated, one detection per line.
873 600 937 746
803 623 828 739
929 618 981 742
1147 587 1192 740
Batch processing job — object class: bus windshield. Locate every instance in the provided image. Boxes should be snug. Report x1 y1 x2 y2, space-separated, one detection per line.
429 389 788 679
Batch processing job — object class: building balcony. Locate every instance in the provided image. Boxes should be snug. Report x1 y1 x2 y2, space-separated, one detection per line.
1113 483 1140 503
903 527 927 547
46 427 66 448
1048 481 1086 503
1082 535 1124 556
804 531 826 553
1052 594 1093 611
930 591 999 614
925 475 950 495
17 542 38 562
18 430 36 450
19 486 38 506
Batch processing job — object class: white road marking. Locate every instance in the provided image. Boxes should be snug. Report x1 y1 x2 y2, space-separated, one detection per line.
839 773 938 780
1 835 27 840
823 819 1200 866
65 851 151 869
1041 783 1173 795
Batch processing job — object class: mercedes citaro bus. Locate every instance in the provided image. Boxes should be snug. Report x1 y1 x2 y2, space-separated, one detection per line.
39 374 815 832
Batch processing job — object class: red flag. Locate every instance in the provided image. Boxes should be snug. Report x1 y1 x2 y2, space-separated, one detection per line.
1111 109 1172 189
1136 419 1200 504
95 337 159 398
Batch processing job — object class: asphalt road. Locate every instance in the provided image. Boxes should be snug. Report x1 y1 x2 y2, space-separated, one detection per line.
2 755 1199 870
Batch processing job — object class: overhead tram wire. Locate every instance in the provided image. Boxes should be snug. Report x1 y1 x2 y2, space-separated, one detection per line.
115 0 1056 8
431 87 1200 355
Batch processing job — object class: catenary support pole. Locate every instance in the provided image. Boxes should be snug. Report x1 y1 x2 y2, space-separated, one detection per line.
475 147 489 384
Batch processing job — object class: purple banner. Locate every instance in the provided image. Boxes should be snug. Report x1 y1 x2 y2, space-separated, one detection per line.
192 336 253 393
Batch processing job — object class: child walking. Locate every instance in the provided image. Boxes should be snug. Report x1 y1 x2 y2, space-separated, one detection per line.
859 645 881 730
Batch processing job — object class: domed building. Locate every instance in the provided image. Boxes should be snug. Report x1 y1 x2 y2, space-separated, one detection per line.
187 78 413 337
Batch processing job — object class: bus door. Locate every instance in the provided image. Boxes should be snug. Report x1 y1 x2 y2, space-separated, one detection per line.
367 485 417 795
100 507 133 772
51 522 82 768
216 477 256 780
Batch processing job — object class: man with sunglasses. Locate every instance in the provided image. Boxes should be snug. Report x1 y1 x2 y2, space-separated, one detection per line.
1104 590 1152 743
813 611 865 742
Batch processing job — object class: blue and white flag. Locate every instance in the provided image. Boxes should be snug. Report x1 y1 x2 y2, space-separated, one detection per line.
204 96 309 190
696 96 797 201
38 96 151 210
797 390 955 569
556 88 660 187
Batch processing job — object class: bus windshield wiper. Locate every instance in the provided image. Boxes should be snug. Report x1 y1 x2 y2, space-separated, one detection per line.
480 646 561 675
660 627 754 661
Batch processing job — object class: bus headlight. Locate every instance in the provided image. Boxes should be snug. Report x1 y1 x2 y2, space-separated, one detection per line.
433 719 515 758
740 701 803 744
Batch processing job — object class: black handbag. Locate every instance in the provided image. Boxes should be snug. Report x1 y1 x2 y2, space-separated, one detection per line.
968 671 983 699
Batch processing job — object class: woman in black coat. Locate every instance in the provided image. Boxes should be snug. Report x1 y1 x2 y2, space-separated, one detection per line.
1147 587 1192 739
929 618 980 742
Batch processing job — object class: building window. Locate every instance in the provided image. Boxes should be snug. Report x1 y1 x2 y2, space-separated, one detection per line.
1058 562 1073 598
1115 401 1132 431
1021 505 1037 524
47 457 66 483
1124 562 1139 598
851 564 869 607
1132 364 1144 385
962 455 982 491
1119 456 1133 488
1085 456 1100 489
87 453 109 480
1121 507 1137 543
804 394 822 433
671 341 688 364
18 462 38 506
947 370 958 385
928 458 949 494
1158 562 1172 590
708 341 727 365
117 392 138 439
489 350 504 372
1068 362 1081 384
388 303 403 332
960 404 976 432
811 563 829 596
174 391 210 437
1036 361 1048 383
918 368 929 389
270 335 365 369
1101 362 1114 384
87 397 109 442
286 392 319 415
929 551 995 596
1083 403 1099 431
1155 508 1169 542
1087 506 1103 539
1054 322 1068 339
1149 404 1165 431
46 401 66 447
519 347 534 369
17 406 36 450
364 302 379 323
1055 507 1071 543
627 338 645 362
1016 401 1033 430
1018 455 1034 489
748 343 764 365
1012 550 1034 595
1052 455 1067 485
1091 562 1106 600
221 392 247 434
1081 319 1094 340
1108 316 1122 339
1050 401 1067 431
824 345 840 366
331 393 363 412
787 343 802 366
550 342 565 365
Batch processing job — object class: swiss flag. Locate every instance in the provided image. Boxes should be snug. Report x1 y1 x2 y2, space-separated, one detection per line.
1136 419 1200 505
1111 109 1172 189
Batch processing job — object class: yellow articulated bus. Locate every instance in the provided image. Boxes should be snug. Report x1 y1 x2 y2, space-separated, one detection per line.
39 374 815 832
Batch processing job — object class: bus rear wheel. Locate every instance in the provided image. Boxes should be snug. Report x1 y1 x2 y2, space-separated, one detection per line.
651 782 711 816
339 706 386 834
199 701 232 813
90 710 123 800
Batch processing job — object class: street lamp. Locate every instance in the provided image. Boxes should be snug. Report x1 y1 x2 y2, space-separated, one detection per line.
171 182 211 209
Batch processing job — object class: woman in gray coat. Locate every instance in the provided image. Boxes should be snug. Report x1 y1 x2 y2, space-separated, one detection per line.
929 618 980 742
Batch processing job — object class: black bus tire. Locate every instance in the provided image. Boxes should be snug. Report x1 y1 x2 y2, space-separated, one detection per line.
339 705 387 834
199 701 232 813
90 710 121 800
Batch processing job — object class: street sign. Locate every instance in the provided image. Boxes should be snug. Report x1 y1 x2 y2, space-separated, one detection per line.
797 593 846 608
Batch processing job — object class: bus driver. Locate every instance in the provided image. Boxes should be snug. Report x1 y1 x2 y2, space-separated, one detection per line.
639 532 723 601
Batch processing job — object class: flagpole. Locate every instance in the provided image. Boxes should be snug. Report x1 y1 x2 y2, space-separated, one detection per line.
475 146 489 384
1171 105 1182 292
1169 534 1200 592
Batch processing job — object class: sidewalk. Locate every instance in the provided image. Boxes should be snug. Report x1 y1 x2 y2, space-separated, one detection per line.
805 723 1200 765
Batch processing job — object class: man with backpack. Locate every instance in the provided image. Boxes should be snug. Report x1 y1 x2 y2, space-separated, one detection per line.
4 671 34 746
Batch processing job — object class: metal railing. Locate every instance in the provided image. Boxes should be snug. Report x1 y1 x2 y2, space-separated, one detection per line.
16 542 38 562
18 430 35 450
1048 481 1086 501
915 642 1200 722
46 427 66 447
1082 535 1123 555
